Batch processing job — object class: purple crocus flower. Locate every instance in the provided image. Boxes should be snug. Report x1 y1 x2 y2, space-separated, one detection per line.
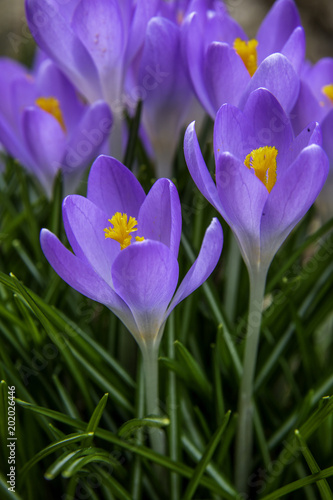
40 154 223 356
182 0 304 117
136 16 194 178
25 0 159 112
0 56 112 197
291 58 333 220
185 87 328 492
184 88 328 273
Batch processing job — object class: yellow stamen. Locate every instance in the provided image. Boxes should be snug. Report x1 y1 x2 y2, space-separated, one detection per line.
322 84 333 105
244 146 278 192
104 212 145 250
233 38 258 77
35 96 66 132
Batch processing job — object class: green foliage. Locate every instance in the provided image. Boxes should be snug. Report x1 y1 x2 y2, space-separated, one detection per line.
1 136 333 500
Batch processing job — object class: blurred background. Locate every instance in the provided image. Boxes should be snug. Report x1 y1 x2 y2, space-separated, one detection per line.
0 0 332 64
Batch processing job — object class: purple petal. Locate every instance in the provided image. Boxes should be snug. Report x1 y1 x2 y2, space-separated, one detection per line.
112 240 179 341
216 152 268 268
10 77 37 132
321 110 333 165
205 42 250 115
25 0 102 102
167 217 223 315
290 81 323 136
35 59 84 134
256 0 301 63
126 0 159 63
281 27 305 74
62 195 119 284
138 179 182 258
87 155 146 218
285 121 322 168
72 0 125 104
182 12 215 117
0 114 36 173
63 100 112 175
138 17 192 172
214 103 254 163
40 228 138 334
242 88 294 167
0 58 27 122
261 145 329 267
307 58 333 102
204 10 246 46
184 121 222 212
240 54 300 113
139 17 190 123
21 106 66 194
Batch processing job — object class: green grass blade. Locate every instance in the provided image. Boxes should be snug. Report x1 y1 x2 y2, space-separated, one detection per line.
0 473 23 500
18 432 93 479
174 340 212 399
83 393 109 446
118 416 170 439
260 466 333 500
295 429 333 499
182 411 231 500
44 449 83 480
62 450 122 478
16 399 238 498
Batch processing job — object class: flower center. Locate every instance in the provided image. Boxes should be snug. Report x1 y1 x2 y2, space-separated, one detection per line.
233 38 258 77
244 146 278 192
35 96 66 132
321 84 333 105
104 212 144 250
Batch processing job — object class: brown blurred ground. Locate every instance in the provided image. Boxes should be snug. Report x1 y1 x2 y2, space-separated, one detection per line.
0 0 332 63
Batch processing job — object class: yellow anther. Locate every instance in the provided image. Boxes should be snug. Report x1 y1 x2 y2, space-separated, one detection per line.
322 84 333 105
233 38 258 77
104 212 145 250
244 146 278 192
35 96 66 132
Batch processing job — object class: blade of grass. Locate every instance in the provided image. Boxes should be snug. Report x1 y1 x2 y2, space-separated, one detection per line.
260 466 333 500
16 399 238 498
182 411 231 500
295 429 333 499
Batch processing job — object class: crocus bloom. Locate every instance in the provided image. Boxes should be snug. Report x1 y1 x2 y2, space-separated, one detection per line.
137 16 194 178
25 0 159 112
291 58 333 220
40 154 223 353
182 0 304 117
184 88 328 274
0 57 112 197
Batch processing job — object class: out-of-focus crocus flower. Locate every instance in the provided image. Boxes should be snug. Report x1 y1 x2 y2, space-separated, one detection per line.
184 87 328 493
0 57 112 197
25 0 159 114
137 16 193 178
182 0 304 118
133 0 225 178
185 88 328 273
40 154 223 421
291 58 333 221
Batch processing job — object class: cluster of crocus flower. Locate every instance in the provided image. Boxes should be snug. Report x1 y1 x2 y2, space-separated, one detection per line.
0 0 332 496
0 54 112 196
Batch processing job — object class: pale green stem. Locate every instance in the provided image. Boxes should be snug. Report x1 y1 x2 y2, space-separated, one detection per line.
110 111 124 161
141 341 166 457
224 235 242 323
235 266 268 494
